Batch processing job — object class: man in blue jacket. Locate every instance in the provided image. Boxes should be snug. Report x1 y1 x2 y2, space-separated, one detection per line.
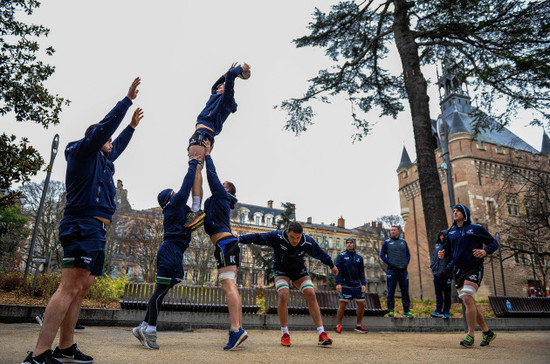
23 78 143 364
202 140 248 351
132 157 201 350
334 238 369 334
185 63 251 228
430 230 452 319
239 222 338 347
380 226 413 318
438 204 498 348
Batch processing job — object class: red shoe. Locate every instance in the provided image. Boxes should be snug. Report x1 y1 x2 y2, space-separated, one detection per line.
281 333 292 347
318 331 333 345
354 325 369 334
335 325 342 334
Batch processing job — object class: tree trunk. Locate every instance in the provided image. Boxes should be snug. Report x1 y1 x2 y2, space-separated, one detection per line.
393 0 449 254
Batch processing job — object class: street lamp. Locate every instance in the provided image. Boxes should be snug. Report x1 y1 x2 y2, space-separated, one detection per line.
24 134 60 280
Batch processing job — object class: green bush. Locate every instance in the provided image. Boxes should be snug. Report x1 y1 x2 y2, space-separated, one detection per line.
86 274 129 301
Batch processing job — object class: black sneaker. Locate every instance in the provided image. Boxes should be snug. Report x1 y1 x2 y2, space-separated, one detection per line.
35 313 45 326
460 334 474 348
22 350 62 364
480 330 496 347
74 321 85 330
52 343 93 363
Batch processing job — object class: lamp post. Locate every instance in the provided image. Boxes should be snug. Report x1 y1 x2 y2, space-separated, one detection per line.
24 134 60 280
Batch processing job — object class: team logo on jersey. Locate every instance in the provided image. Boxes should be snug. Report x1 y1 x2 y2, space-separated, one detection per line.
466 229 475 234
81 256 92 264
344 257 350 260
468 274 477 281
230 256 236 264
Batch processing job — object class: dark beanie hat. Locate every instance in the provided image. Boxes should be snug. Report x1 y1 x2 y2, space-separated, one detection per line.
157 188 173 209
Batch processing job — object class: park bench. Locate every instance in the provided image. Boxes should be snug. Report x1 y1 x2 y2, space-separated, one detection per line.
120 282 260 313
264 288 388 316
488 296 550 318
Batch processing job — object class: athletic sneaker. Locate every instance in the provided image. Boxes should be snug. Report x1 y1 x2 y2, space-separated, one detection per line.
480 330 496 347
224 327 248 350
184 210 205 229
52 343 93 363
137 326 159 350
22 350 61 364
354 325 369 334
430 311 444 318
387 311 394 317
460 334 474 348
132 325 146 347
335 324 342 334
443 313 451 319
403 312 414 318
35 313 45 326
74 322 85 330
318 331 333 346
281 333 292 347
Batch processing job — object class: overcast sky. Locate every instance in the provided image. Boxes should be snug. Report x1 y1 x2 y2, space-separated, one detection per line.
3 0 545 229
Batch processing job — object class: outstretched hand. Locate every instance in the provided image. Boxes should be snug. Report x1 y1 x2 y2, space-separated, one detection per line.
202 139 212 156
127 77 141 100
130 108 144 129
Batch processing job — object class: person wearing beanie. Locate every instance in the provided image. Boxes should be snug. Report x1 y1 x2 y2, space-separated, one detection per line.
380 226 413 318
184 62 252 230
202 140 248 351
334 237 369 334
438 204 499 347
132 156 202 350
23 78 143 364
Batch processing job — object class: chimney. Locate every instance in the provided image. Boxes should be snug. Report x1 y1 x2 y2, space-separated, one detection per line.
337 216 345 228
307 217 312 224
267 200 273 208
371 221 376 227
377 222 383 229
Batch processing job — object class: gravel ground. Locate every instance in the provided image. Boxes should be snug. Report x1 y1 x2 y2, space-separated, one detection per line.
3 323 549 364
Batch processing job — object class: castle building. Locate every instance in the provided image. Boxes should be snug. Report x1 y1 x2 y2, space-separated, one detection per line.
398 69 550 299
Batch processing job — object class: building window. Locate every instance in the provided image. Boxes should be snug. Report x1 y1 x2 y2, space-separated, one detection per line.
253 272 259 285
111 263 119 278
486 200 496 223
126 264 133 277
205 272 211 283
506 195 519 216
115 241 121 254
116 221 125 237
317 235 322 244
138 264 145 280
265 216 272 227
129 245 135 256
192 271 198 283
336 237 340 250
240 214 246 224
183 252 190 264
524 198 535 217
255 215 261 225
145 224 151 240
327 236 332 249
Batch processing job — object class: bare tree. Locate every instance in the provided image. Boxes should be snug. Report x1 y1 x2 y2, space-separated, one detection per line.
188 226 215 285
128 213 163 282
376 214 404 229
498 169 550 293
18 180 65 272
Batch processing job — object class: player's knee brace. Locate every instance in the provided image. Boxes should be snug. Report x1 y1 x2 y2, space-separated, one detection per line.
275 279 289 291
299 279 314 293
458 285 477 299
218 271 236 283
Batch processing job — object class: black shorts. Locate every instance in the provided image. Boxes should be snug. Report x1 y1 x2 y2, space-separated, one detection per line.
273 264 309 283
214 236 240 269
188 128 215 150
454 265 484 289
59 217 106 276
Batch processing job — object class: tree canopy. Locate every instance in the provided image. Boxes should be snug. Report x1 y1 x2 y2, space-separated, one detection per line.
0 0 69 210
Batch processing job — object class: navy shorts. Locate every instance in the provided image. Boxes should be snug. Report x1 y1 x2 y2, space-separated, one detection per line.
273 264 309 283
339 286 365 301
59 217 106 276
214 236 240 269
455 265 484 289
188 128 215 150
156 242 188 285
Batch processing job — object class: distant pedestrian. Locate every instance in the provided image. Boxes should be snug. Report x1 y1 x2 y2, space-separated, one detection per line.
334 238 369 334
430 230 452 319
380 226 413 318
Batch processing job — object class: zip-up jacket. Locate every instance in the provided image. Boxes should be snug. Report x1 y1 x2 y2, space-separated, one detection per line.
431 231 452 278
441 204 499 269
380 237 410 271
203 155 237 236
63 97 134 221
196 66 242 136
238 230 334 271
162 159 199 248
335 249 366 287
